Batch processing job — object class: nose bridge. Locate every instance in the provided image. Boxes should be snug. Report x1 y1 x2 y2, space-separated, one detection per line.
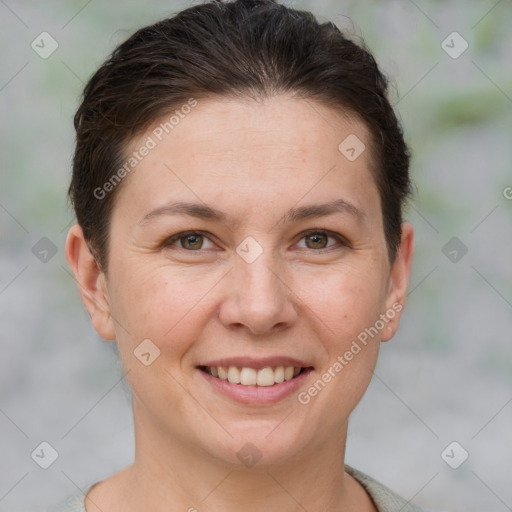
236 241 282 302
221 236 295 334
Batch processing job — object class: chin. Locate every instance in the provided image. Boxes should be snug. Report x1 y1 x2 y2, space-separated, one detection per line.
196 418 312 468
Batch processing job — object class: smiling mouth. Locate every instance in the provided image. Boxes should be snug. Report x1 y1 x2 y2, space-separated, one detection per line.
198 365 312 387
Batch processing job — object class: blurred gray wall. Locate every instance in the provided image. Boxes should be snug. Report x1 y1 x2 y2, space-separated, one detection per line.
1 1 511 511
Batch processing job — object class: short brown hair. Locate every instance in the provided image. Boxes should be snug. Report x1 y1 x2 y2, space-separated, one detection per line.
69 0 412 272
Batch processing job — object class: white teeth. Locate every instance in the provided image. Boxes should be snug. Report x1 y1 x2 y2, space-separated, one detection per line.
256 367 275 386
274 366 285 383
206 365 304 386
227 366 240 384
240 367 257 386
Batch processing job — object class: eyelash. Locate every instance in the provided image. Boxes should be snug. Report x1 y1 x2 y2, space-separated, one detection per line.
162 229 350 253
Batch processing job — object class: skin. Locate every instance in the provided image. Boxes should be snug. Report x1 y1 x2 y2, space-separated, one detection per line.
66 94 414 512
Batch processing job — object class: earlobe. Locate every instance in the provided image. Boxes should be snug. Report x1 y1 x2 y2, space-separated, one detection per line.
65 223 117 341
381 222 414 342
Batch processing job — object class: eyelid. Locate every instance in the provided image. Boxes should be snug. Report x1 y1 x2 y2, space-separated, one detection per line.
295 228 351 250
163 230 217 251
163 228 350 252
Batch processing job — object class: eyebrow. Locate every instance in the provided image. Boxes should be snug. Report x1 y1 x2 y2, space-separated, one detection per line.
138 198 364 227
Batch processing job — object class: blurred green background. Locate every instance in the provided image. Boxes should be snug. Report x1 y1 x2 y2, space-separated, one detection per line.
1 1 511 511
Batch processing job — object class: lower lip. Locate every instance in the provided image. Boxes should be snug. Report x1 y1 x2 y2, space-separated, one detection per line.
197 368 313 405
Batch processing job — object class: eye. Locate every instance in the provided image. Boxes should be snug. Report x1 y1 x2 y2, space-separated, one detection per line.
162 229 349 253
163 230 216 251
295 229 349 251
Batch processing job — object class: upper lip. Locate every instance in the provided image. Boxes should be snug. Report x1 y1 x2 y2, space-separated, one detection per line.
198 356 313 370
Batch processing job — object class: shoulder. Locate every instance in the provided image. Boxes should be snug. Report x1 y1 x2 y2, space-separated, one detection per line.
47 482 99 512
345 464 439 512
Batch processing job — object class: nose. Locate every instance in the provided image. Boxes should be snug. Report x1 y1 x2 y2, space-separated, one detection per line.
218 249 298 336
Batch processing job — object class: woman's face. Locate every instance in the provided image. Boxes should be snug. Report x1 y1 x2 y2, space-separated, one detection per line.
68 95 413 468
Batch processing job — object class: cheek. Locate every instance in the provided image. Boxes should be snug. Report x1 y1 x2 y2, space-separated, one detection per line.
296 276 383 424
108 267 210 415
296 261 388 341
295 265 385 399
108 262 217 359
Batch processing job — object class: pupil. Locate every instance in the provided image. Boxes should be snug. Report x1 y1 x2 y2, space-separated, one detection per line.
185 234 201 249
309 234 326 248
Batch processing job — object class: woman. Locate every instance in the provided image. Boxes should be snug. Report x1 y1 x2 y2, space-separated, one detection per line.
52 0 435 510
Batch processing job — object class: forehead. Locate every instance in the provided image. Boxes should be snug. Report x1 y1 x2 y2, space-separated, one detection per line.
113 95 380 229
129 94 373 164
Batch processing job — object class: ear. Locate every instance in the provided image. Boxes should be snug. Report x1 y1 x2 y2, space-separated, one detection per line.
65 223 116 341
381 222 414 342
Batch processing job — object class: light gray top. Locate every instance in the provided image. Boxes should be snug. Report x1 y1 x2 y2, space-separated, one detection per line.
48 464 436 512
